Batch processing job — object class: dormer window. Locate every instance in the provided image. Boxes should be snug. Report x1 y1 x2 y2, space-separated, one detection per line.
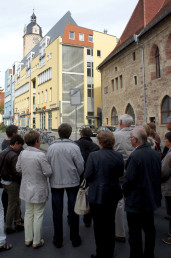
69 31 75 40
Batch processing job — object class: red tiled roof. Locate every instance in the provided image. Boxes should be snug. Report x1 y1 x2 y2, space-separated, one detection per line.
116 0 165 49
98 0 170 69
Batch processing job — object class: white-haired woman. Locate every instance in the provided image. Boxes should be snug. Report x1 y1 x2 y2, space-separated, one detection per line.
16 130 52 248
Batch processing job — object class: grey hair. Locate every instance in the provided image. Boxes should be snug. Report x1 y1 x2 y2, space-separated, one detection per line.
119 114 133 127
132 127 147 144
167 116 171 124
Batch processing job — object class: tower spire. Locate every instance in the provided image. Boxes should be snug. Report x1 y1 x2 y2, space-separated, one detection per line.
31 9 36 23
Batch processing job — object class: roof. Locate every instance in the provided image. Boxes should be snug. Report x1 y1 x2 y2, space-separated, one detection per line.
98 0 170 69
21 11 77 67
25 11 42 36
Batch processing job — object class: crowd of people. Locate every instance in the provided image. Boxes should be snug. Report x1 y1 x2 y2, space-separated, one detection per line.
0 115 170 258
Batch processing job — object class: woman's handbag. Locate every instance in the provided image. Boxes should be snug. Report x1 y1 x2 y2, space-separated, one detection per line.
74 179 90 215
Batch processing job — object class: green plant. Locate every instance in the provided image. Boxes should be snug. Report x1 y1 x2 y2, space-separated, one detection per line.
0 123 7 132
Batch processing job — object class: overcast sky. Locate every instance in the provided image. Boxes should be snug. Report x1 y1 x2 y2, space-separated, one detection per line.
0 0 138 89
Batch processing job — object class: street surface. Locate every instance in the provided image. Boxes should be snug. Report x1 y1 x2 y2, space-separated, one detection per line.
0 131 170 258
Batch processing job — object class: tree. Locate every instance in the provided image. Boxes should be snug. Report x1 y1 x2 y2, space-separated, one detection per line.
0 100 4 115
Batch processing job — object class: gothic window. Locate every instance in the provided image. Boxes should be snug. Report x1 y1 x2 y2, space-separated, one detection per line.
111 107 118 125
161 96 171 124
125 104 135 124
155 47 161 78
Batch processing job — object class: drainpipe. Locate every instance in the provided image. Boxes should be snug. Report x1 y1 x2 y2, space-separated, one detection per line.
133 34 147 123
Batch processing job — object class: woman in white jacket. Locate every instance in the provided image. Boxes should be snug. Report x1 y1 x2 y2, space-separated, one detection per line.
16 130 52 248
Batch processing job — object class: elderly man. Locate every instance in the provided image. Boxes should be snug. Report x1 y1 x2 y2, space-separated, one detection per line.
122 127 161 258
113 114 134 242
47 123 84 248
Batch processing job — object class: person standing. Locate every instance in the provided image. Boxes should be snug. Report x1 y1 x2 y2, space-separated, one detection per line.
162 116 171 159
113 114 134 242
85 131 124 258
122 127 161 258
75 127 99 227
161 132 171 244
1 135 24 234
16 130 52 248
47 123 84 248
0 199 12 252
1 125 23 219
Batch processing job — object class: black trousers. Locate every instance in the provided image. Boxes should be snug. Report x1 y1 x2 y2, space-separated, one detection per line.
51 187 80 245
1 189 8 218
90 202 118 258
165 196 171 234
127 211 155 258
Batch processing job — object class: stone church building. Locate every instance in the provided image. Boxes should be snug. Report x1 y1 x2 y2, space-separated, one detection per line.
98 0 171 137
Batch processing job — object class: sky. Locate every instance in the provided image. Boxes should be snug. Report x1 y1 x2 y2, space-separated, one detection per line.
0 0 138 89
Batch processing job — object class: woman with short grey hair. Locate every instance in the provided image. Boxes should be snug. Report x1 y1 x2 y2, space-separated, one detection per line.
16 130 52 249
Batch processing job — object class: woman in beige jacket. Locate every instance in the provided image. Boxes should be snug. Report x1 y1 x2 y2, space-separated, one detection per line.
16 130 52 248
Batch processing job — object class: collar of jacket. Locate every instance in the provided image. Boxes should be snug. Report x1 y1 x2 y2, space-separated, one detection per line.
53 138 76 144
120 127 133 132
135 143 149 151
25 146 42 152
79 137 93 142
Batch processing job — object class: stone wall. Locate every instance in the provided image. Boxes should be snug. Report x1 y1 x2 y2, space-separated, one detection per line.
101 15 171 141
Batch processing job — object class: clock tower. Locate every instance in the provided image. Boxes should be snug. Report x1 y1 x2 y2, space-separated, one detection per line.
23 10 43 57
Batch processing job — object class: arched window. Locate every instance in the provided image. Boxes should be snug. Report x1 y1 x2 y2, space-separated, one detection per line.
111 107 118 125
161 96 171 124
155 47 161 78
125 104 135 124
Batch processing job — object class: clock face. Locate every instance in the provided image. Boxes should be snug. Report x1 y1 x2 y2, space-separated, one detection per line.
33 36 40 44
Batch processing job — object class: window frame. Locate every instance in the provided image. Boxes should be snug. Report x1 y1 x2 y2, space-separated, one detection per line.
69 31 75 40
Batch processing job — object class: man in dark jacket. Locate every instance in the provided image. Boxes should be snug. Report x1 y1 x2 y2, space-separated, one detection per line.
1 135 24 234
75 127 99 227
122 127 161 258
1 125 23 220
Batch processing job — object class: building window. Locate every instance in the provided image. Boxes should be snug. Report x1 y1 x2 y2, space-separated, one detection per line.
115 77 118 90
45 89 47 103
111 79 114 91
49 88 52 102
111 107 118 125
87 62 93 77
69 31 75 40
161 95 171 124
89 35 93 42
133 52 136 61
125 103 135 124
134 76 137 85
106 118 108 125
97 50 101 57
87 48 93 56
120 75 123 88
104 86 108 94
115 67 117 71
79 33 84 41
87 84 94 97
41 91 43 104
27 97 29 108
155 47 161 78
38 93 40 105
